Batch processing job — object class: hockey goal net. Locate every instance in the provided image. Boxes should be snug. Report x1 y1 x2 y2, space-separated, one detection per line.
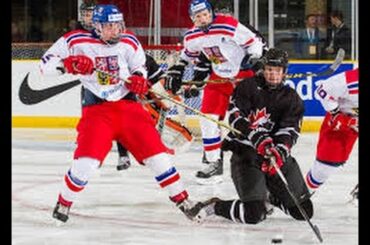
12 43 203 138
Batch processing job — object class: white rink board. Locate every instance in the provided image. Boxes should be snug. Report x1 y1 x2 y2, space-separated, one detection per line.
12 128 358 245
12 61 82 117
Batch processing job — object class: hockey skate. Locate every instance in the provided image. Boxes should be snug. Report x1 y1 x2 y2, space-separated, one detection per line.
52 202 71 223
176 199 209 224
192 197 221 217
195 159 223 185
117 156 131 171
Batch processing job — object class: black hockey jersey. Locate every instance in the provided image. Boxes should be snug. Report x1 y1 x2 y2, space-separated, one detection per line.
228 75 304 148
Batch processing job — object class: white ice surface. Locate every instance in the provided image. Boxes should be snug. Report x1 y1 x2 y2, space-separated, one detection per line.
12 128 358 245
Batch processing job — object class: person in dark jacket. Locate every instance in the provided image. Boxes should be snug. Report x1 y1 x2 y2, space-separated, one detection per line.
324 10 351 59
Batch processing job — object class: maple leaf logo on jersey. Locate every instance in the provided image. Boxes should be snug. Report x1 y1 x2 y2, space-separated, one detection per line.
248 108 274 130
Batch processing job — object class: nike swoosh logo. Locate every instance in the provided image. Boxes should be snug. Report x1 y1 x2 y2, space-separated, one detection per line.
18 72 81 105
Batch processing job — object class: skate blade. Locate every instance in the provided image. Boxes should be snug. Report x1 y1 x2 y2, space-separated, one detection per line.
195 176 223 185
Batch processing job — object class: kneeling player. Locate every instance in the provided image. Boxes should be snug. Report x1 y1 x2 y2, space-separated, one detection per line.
192 48 313 224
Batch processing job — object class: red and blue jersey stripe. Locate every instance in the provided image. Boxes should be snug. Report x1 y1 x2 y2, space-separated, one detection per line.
120 33 140 51
184 14 238 42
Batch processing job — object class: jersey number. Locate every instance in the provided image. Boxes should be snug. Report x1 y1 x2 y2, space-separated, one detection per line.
316 84 327 99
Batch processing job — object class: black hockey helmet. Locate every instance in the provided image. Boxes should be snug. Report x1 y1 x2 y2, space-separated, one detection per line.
80 0 96 12
79 0 96 31
263 48 289 72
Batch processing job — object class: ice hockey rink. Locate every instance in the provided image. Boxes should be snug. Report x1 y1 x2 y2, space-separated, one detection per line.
12 128 358 245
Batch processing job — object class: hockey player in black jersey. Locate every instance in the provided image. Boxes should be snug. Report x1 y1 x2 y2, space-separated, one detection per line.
192 48 314 224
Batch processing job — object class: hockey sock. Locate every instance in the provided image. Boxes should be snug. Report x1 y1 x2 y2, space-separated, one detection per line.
200 115 222 162
59 157 100 206
144 153 188 203
117 141 129 157
214 200 266 224
306 159 341 189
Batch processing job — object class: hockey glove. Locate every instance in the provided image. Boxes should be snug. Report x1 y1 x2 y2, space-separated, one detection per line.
126 75 149 95
193 61 211 82
241 54 263 72
63 55 94 75
328 110 358 132
261 144 289 176
233 118 250 140
164 60 188 94
183 85 200 98
255 136 273 156
221 136 248 154
247 127 272 155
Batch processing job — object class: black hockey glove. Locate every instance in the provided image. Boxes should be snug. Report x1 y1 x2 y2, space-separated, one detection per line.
221 133 248 154
240 54 264 72
193 61 211 82
233 118 250 140
164 60 188 94
183 85 200 98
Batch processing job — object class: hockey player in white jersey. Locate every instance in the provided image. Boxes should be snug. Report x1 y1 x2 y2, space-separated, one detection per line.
306 68 358 192
40 4 203 223
75 0 132 170
164 0 267 184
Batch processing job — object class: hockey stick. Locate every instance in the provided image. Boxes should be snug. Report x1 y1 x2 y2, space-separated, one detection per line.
266 150 323 243
156 108 168 134
285 48 345 79
182 48 345 85
149 90 243 136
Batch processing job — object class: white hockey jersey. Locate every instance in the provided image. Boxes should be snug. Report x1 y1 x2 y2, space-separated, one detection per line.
39 29 147 101
180 14 265 78
315 68 358 116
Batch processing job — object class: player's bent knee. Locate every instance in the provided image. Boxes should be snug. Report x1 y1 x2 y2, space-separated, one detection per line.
243 200 267 224
288 199 313 220
71 157 100 181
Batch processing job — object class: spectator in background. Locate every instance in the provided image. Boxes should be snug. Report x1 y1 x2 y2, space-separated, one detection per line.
296 14 324 59
12 22 23 42
324 10 351 59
